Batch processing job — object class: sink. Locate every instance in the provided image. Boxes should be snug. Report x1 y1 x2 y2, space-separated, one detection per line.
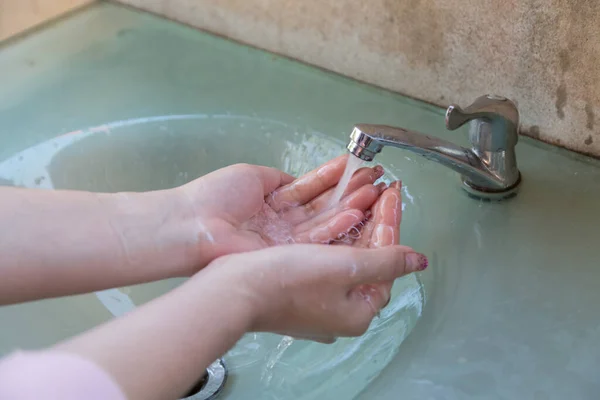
1 3 600 399
0 116 425 400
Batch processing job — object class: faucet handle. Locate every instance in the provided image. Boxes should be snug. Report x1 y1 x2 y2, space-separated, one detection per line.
445 94 519 152
445 94 519 131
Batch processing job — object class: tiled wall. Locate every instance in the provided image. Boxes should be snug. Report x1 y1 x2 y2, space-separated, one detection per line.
0 0 94 42
116 0 600 158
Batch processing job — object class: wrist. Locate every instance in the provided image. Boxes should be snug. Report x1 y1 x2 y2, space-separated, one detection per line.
208 252 281 333
99 189 203 280
186 258 257 333
170 184 223 274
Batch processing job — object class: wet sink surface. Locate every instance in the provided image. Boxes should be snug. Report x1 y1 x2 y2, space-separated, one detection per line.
1 3 600 399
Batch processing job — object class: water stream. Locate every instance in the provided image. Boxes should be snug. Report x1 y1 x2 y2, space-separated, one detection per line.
327 155 365 210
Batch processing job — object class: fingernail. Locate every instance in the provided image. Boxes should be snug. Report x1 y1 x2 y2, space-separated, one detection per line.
373 165 384 177
405 252 428 272
376 182 387 192
391 180 402 190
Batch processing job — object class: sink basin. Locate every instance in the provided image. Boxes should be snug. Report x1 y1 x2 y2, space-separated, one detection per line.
0 116 425 399
2 3 600 399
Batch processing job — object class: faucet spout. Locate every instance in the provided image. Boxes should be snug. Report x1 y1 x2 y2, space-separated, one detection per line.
347 95 522 200
346 95 522 200
347 124 506 190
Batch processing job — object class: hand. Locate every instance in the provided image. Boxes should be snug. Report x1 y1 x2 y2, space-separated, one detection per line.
200 244 428 342
344 180 406 310
174 155 386 274
52 244 427 400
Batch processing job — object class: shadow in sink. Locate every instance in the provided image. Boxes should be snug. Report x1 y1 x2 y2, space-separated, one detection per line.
0 115 429 400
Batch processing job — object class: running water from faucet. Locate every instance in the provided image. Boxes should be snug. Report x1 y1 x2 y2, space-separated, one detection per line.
327 154 364 210
261 335 295 386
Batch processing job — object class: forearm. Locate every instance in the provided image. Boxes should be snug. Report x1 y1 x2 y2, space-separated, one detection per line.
0 187 198 304
55 268 252 400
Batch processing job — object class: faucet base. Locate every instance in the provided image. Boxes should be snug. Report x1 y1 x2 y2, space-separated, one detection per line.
461 172 522 201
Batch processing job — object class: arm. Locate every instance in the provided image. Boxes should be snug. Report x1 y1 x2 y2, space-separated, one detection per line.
1 181 424 400
0 186 197 305
0 157 384 305
55 244 426 400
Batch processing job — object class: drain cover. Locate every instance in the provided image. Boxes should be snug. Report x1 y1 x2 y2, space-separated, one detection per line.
181 359 227 400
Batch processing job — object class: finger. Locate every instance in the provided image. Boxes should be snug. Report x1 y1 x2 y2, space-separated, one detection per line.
294 209 365 244
326 208 370 245
353 279 394 310
324 284 383 337
293 183 383 231
339 285 389 336
252 165 296 195
353 218 374 248
370 181 402 248
352 180 401 304
380 281 394 308
354 181 401 248
363 182 403 310
346 246 427 286
339 166 384 199
303 166 384 215
267 155 348 210
350 284 389 315
339 246 425 335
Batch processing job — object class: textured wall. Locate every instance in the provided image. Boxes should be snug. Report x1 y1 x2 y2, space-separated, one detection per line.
115 0 600 157
0 0 95 41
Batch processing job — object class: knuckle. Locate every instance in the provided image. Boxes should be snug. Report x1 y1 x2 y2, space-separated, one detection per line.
303 200 316 215
314 170 329 190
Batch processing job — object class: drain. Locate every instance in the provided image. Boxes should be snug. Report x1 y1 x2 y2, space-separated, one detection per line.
181 359 227 400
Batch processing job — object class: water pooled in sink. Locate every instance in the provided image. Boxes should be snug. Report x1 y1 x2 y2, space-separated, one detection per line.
0 115 425 400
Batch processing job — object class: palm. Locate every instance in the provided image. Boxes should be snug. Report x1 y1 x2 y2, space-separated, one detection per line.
179 156 390 261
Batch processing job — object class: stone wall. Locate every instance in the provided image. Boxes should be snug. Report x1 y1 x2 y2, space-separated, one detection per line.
116 0 600 157
0 0 94 41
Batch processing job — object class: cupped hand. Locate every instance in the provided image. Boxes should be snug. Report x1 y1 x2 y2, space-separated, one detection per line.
174 155 385 274
344 180 411 313
201 244 428 342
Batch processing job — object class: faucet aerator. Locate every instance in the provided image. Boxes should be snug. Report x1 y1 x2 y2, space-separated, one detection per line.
346 126 385 162
346 140 374 162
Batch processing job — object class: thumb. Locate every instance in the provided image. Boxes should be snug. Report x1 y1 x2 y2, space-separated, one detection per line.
348 245 428 285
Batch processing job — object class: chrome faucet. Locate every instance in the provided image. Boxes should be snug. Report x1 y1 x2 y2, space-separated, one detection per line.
346 94 522 200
